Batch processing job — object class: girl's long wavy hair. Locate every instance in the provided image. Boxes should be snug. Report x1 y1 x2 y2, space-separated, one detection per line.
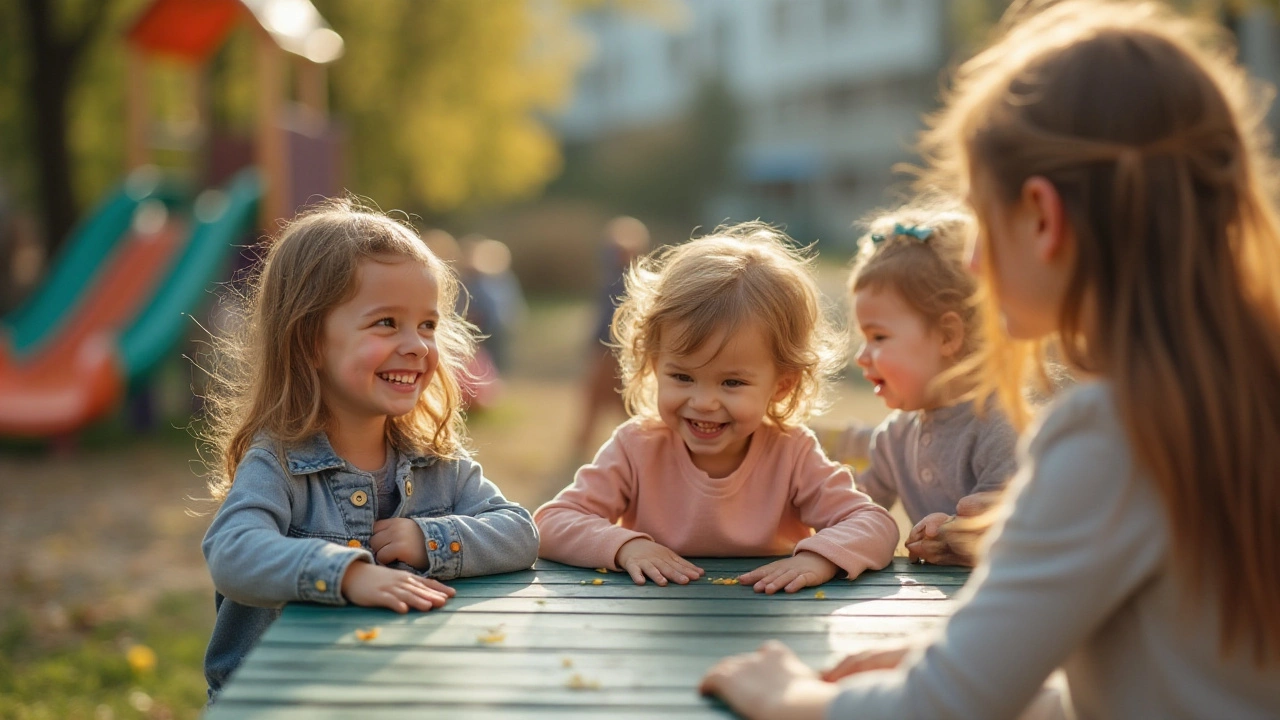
199 199 476 501
923 0 1280 662
612 222 845 429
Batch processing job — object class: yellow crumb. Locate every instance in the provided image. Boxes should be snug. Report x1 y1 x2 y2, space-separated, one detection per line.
592 578 604 585
566 672 601 690
476 627 506 644
710 577 740 585
814 590 826 599
535 599 547 605
561 657 574 668
354 627 381 641
595 568 609 573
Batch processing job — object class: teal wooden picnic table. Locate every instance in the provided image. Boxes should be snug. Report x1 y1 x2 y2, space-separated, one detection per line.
205 557 969 719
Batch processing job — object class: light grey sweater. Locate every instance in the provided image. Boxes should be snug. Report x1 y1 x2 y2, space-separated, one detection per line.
824 401 1019 524
828 382 1280 719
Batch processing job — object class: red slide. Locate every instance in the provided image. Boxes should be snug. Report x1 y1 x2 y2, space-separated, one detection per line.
0 218 186 436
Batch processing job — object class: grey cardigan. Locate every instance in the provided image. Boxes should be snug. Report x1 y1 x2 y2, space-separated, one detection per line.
828 382 1280 719
202 431 538 699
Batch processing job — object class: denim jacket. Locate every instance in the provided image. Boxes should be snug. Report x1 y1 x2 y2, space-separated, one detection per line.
202 431 538 699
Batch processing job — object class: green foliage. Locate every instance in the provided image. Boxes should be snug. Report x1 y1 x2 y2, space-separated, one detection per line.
2 0 617 245
315 0 590 216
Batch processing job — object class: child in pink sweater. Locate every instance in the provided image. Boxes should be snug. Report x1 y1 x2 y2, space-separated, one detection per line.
535 223 900 593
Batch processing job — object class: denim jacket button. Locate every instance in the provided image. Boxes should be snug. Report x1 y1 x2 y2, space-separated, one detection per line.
347 539 362 548
450 541 461 553
315 579 327 592
428 540 439 551
350 490 368 507
405 480 414 496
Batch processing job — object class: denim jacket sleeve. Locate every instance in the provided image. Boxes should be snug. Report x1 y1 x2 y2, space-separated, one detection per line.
411 455 539 581
202 447 372 607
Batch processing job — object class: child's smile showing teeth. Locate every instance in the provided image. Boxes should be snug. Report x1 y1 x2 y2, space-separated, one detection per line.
378 371 421 389
686 418 728 438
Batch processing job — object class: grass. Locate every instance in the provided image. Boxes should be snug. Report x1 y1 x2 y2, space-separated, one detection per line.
0 592 213 720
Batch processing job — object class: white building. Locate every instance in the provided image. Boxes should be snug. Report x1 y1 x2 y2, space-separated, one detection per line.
556 0 951 246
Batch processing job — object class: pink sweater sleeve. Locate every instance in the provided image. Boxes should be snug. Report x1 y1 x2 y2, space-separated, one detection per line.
790 430 900 578
533 429 652 570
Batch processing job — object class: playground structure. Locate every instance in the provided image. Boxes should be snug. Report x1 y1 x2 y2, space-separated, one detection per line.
0 0 344 437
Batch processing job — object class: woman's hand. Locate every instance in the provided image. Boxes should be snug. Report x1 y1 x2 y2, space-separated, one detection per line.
340 561 454 613
700 641 840 720
820 645 911 681
738 551 838 594
615 538 705 586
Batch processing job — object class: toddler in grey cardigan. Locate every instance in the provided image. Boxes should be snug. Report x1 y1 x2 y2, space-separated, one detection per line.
821 207 1017 566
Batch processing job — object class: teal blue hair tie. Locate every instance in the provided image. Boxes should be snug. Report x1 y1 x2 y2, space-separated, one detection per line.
869 223 933 246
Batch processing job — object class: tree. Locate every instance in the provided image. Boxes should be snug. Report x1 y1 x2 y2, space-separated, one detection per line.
314 0 590 218
15 0 121 258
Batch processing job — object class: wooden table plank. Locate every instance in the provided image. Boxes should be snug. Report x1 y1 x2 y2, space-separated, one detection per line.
206 557 969 718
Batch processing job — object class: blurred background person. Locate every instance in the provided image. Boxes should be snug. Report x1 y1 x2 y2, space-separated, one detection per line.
460 235 525 376
571 215 650 463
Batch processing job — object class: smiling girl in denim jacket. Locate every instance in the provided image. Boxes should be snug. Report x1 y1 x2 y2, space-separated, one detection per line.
199 200 538 700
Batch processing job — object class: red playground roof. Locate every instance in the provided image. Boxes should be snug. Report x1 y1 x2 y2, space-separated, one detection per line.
127 0 343 65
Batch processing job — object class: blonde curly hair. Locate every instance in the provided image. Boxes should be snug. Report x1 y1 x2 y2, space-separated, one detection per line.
611 222 845 428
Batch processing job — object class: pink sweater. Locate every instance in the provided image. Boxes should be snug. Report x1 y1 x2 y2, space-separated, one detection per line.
535 418 899 577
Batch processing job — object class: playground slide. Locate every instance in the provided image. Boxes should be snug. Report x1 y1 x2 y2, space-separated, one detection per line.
0 169 262 436
1 168 183 357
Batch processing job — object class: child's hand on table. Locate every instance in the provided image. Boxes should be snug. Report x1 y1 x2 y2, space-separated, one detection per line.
615 538 705 586
738 551 838 594
905 491 1000 566
340 561 455 613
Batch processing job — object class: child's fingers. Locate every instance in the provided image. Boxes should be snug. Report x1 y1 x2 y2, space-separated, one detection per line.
623 563 647 585
375 543 402 565
660 557 698 584
906 522 928 545
956 492 998 517
783 573 811 593
737 568 764 584
754 568 793 594
641 561 670 587
769 570 803 594
404 578 450 607
418 577 456 596
676 557 704 578
399 585 443 611
662 564 691 584
379 592 410 614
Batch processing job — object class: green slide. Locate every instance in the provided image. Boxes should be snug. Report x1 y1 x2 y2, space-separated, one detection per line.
1 168 184 357
0 169 261 436
119 169 262 382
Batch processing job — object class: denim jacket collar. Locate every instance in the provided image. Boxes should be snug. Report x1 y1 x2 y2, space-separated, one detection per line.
276 431 438 476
